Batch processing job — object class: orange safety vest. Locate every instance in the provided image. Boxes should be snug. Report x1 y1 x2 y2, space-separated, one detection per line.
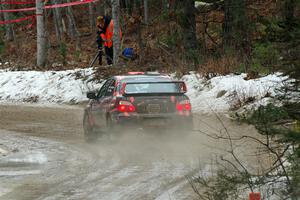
100 20 122 48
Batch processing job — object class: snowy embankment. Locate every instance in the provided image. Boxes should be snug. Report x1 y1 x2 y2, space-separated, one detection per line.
0 68 101 104
183 72 287 113
0 68 287 112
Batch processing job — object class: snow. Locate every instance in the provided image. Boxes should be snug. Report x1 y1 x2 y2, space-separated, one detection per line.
0 68 102 104
183 72 287 113
0 68 289 112
0 170 41 176
0 147 8 156
4 151 48 164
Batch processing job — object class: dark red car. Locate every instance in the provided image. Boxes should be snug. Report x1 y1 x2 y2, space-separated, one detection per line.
83 72 193 141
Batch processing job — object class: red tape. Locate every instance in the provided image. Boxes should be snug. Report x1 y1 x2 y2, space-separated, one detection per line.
0 15 35 25
0 0 95 12
0 1 35 4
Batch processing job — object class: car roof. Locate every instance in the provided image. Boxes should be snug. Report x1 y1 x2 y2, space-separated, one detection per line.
114 74 172 83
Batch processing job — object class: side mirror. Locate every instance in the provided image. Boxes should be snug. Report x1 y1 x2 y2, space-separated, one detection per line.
87 92 97 99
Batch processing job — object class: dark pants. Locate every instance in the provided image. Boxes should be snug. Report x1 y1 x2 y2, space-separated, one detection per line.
105 46 113 65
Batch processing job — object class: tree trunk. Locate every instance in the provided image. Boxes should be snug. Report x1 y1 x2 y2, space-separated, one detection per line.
112 0 121 65
1 1 15 41
143 0 148 24
161 0 168 10
66 0 80 50
89 3 96 32
135 0 143 63
52 0 64 44
36 0 47 67
96 0 105 15
285 0 295 26
223 0 248 49
223 0 234 47
125 0 133 15
169 0 176 10
134 0 141 11
176 0 197 50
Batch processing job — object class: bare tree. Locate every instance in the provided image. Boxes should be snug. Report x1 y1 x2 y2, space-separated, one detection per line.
96 0 105 15
52 0 64 44
176 0 198 50
190 107 300 200
143 0 148 25
36 0 47 67
112 0 121 65
1 0 15 41
223 0 248 49
124 0 133 15
284 0 295 28
66 0 81 50
89 2 96 32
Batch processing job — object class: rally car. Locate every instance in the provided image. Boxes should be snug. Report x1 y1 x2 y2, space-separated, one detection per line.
83 72 193 141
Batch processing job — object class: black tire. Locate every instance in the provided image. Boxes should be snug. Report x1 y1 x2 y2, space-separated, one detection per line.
83 112 97 143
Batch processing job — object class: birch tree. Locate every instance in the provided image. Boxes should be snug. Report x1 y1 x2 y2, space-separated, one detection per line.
36 0 47 67
112 0 121 65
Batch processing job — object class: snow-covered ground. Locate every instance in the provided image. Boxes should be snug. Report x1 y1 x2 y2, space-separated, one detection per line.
0 68 287 112
0 68 101 104
183 72 287 113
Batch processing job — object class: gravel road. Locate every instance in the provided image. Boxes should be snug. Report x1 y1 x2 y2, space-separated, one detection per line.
0 104 261 200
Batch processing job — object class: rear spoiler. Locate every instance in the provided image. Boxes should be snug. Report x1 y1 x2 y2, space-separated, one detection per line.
120 81 187 95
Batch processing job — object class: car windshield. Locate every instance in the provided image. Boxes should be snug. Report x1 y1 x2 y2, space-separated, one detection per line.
124 82 183 94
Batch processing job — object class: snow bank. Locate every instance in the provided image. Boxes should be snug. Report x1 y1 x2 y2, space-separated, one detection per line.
0 68 288 112
183 72 287 113
0 68 102 104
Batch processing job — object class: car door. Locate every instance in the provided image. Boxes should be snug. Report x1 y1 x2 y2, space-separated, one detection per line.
91 79 111 128
100 79 116 121
100 79 116 128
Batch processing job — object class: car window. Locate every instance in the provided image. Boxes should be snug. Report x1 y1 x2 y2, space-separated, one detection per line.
97 80 111 98
104 80 116 97
124 82 182 94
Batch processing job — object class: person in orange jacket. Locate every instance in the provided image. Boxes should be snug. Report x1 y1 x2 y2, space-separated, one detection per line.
96 15 122 65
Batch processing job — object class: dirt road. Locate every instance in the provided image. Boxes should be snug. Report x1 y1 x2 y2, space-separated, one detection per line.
0 104 260 200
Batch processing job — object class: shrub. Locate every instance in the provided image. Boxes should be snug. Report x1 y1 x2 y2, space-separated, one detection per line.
198 54 241 77
59 42 67 65
251 43 280 74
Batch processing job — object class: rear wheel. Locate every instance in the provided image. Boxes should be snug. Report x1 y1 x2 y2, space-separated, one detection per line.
83 112 97 142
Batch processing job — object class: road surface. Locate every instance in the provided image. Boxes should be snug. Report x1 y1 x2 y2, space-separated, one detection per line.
0 104 261 200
